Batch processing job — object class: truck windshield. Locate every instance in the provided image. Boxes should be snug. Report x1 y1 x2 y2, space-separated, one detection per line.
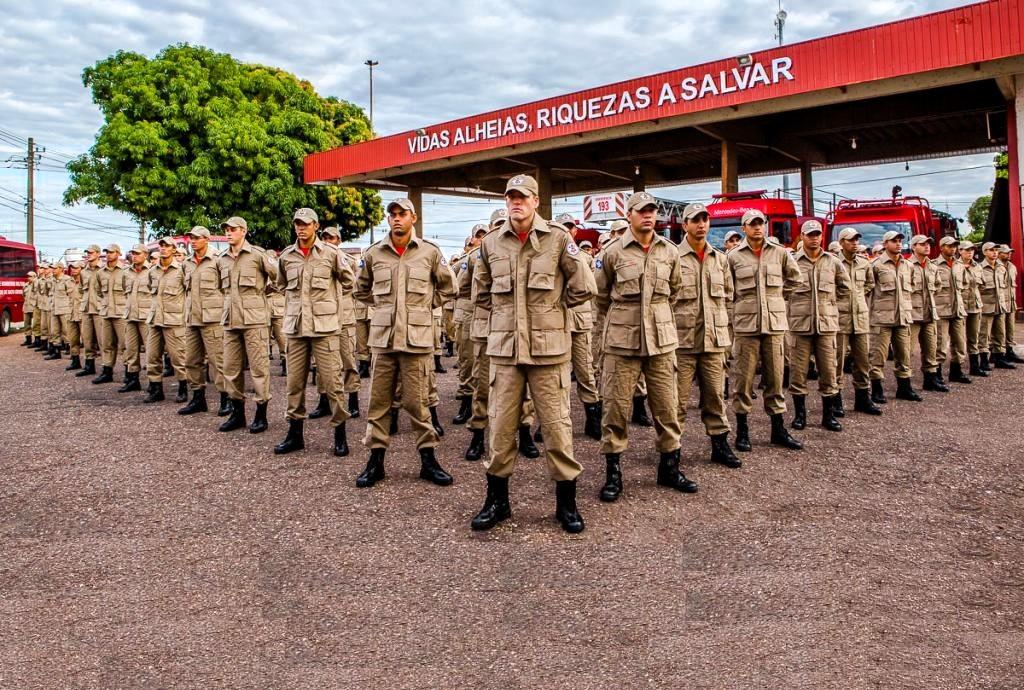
837 221 913 251
708 218 744 250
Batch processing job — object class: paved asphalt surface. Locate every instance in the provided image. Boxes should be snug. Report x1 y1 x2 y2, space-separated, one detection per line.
1 335 1023 689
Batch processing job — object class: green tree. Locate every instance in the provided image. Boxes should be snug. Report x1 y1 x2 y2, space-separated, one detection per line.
63 44 382 246
965 194 991 241
995 152 1008 179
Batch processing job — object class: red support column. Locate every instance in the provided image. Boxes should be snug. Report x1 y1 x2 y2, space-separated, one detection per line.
1009 79 1023 309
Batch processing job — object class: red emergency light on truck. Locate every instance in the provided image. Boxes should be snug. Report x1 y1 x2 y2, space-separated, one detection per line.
826 195 955 258
705 190 822 249
0 236 38 336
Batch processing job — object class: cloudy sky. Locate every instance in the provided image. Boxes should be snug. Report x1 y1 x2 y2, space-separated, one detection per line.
0 0 1001 259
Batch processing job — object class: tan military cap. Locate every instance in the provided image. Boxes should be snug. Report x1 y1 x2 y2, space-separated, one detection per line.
471 223 488 236
682 202 708 221
104 243 121 253
828 241 842 253
882 230 904 242
837 227 861 241
386 198 416 214
801 219 823 235
627 191 657 212
999 244 1013 253
938 236 960 247
157 237 176 247
321 226 341 238
221 216 248 230
767 235 781 246
130 243 148 254
724 230 742 242
27 270 36 276
489 208 508 226
958 240 975 250
554 212 576 227
609 220 629 233
187 226 211 238
293 207 318 223
505 174 539 197
872 243 884 253
86 244 102 253
909 234 931 246
70 261 84 269
579 240 593 250
741 209 766 225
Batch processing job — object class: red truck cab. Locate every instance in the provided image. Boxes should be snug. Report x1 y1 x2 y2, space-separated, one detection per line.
827 196 955 258
705 190 812 249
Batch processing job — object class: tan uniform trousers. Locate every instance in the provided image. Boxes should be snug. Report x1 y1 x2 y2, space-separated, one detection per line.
676 351 730 437
455 320 475 398
37 310 50 339
570 330 600 404
288 336 346 425
935 317 967 367
48 312 63 346
30 310 40 336
870 326 912 380
146 325 185 382
60 317 81 357
789 334 839 397
979 314 1002 354
80 314 103 360
486 362 581 482
443 309 455 343
364 352 436 450
270 316 286 359
100 317 126 368
965 313 982 355
600 352 680 455
123 321 146 374
23 311 33 334
835 332 871 391
732 334 787 416
355 318 371 363
223 327 272 403
909 321 938 372
469 340 535 431
1002 312 1017 353
317 328 359 396
185 324 226 393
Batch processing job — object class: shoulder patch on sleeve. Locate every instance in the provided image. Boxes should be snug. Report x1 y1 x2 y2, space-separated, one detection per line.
566 241 580 256
594 258 603 269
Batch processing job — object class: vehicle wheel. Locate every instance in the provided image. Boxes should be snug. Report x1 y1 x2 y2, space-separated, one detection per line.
0 309 10 337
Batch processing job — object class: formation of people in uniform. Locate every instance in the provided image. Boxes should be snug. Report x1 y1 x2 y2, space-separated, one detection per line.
19 173 1023 534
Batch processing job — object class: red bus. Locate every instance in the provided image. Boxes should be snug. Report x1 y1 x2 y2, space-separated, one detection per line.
0 236 38 336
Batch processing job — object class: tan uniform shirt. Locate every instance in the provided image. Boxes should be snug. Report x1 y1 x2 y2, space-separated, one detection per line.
277 240 354 337
123 265 154 322
186 251 225 326
1003 260 1018 311
869 254 914 327
788 250 849 335
148 261 187 327
23 281 36 312
70 277 84 322
80 264 103 315
594 228 681 357
217 241 278 330
354 234 456 354
674 240 733 353
959 260 983 314
931 257 967 319
454 248 478 326
568 250 596 333
474 215 594 366
51 275 77 317
337 251 357 328
98 264 127 318
979 259 1010 315
838 252 874 335
908 258 939 323
37 277 53 311
728 239 803 335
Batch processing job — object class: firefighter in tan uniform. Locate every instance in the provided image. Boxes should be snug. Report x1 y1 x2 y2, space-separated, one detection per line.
45 264 71 361
118 244 153 392
833 228 882 416
34 266 52 352
470 174 594 534
672 203 741 470
728 210 804 452
63 263 85 369
555 213 602 440
143 238 189 404
594 191 691 502
451 228 485 425
932 236 972 384
959 241 986 377
998 245 1021 363
317 225 362 419
868 231 921 403
93 244 128 385
179 226 231 417
217 216 279 433
978 242 1014 370
786 220 849 432
353 198 457 488
21 271 36 347
77 245 104 377
905 234 948 393
272 209 355 457
40 268 60 359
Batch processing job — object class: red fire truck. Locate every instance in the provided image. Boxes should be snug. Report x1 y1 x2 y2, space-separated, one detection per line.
582 192 687 242
705 190 821 249
827 195 954 258
0 236 38 336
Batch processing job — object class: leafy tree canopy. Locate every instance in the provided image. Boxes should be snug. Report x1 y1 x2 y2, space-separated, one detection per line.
64 44 381 247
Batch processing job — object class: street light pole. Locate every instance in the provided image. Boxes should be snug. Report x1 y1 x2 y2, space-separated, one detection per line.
364 59 379 134
776 4 791 207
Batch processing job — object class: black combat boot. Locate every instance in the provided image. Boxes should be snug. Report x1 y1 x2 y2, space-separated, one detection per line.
471 474 511 530
790 394 807 430
65 355 82 371
279 357 287 377
143 381 165 404
806 361 818 381
249 401 269 433
631 396 653 427
583 401 602 441
734 413 752 452
599 454 622 502
118 372 141 392
218 399 246 432
91 365 114 384
175 380 188 402
347 391 360 419
710 433 742 468
933 366 948 387
178 388 208 415
433 354 446 373
274 419 305 455
22 333 31 346
419 447 453 486
389 408 399 434
465 428 486 461
832 393 845 418
770 413 803 450
1007 348 1024 364
33 337 46 350
162 353 174 378
43 343 61 360
76 358 96 377
517 425 539 458
854 387 883 415
358 360 371 378
308 393 331 419
969 354 988 377
657 449 698 493
870 378 887 404
923 371 949 392
895 377 922 402
452 396 472 424
356 448 386 488
333 422 349 457
217 391 232 416
782 365 791 389
994 351 1017 370
430 406 444 437
821 396 842 432
554 480 585 534
534 428 544 444
948 361 971 384
980 352 993 371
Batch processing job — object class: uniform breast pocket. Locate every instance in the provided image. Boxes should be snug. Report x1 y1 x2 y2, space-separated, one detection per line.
734 264 756 292
369 305 395 349
406 309 434 348
406 266 430 295
877 273 896 293
854 267 867 288
614 262 641 298
817 271 835 294
238 274 259 293
527 257 555 291
372 266 393 296
219 267 231 290
285 266 301 291
765 264 784 288
708 269 726 298
490 256 512 294
605 304 641 350
653 263 672 296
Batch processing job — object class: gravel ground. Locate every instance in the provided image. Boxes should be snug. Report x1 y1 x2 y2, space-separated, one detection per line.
1 335 1023 689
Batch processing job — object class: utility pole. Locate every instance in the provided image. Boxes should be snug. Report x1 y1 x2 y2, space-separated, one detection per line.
26 137 35 246
364 59 379 134
139 219 146 244
775 3 790 206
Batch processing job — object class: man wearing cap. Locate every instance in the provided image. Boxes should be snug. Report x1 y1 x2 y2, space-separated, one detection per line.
868 230 920 403
21 271 36 347
786 220 850 432
217 215 279 433
92 245 128 384
723 230 742 253
907 235 948 392
931 236 972 384
556 212 602 440
44 264 69 360
978 242 1014 370
958 241 986 377
997 245 1021 363
672 202 741 471
33 265 52 353
834 227 881 416
353 197 457 488
272 210 355 457
143 237 189 403
63 263 85 369
76 245 104 377
313 225 362 420
470 174 594 534
728 209 804 452
178 226 231 416
594 191 689 502
452 224 486 427
591 219 628 404
118 244 154 392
